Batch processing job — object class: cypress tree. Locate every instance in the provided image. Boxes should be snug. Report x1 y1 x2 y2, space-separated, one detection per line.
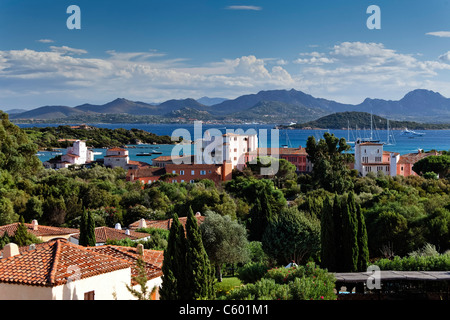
14 216 30 247
341 193 359 272
185 207 214 299
160 213 187 300
320 195 336 271
332 194 344 271
248 189 273 241
79 209 88 246
356 203 369 271
86 210 96 247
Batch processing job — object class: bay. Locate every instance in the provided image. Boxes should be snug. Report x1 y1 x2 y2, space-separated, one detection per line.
18 123 450 164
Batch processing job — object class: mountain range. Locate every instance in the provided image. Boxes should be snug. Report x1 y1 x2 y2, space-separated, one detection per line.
5 89 450 124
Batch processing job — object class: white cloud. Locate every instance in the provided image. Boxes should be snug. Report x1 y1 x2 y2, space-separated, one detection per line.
438 51 450 62
426 31 450 38
50 46 88 55
225 6 262 11
1 41 450 108
36 39 55 43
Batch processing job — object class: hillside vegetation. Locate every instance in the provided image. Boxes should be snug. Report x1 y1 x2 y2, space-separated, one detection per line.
23 125 176 149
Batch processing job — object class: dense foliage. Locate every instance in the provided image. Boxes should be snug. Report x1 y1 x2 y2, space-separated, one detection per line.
24 125 175 149
224 263 336 300
0 115 449 300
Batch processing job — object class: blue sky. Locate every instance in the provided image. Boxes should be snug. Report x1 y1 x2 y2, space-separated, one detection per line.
1 0 450 109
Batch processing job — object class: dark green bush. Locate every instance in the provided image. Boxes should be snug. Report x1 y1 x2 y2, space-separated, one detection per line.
237 262 269 284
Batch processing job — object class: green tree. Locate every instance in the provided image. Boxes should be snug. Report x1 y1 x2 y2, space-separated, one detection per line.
185 207 215 299
160 213 188 300
86 210 96 246
262 206 320 265
126 254 157 300
320 195 336 271
0 197 18 225
79 209 88 246
305 132 353 193
247 188 274 241
200 211 249 282
13 216 41 247
341 193 359 272
412 155 450 178
356 202 369 271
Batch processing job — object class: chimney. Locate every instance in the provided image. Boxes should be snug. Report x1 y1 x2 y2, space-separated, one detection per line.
136 243 144 255
195 212 201 217
3 243 20 259
32 219 39 231
115 223 122 230
125 229 131 235
138 218 147 229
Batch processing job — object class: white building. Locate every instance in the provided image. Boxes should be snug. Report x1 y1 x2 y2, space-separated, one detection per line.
103 147 130 169
0 239 163 300
196 132 258 171
354 139 399 177
44 140 94 169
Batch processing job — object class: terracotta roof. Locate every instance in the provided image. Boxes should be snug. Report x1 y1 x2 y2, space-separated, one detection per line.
152 155 192 162
127 167 166 179
63 154 79 158
398 152 440 165
247 147 308 156
104 155 128 158
0 239 130 287
87 245 163 284
129 215 205 231
107 147 127 152
70 226 150 243
128 160 151 167
0 222 78 238
359 142 383 146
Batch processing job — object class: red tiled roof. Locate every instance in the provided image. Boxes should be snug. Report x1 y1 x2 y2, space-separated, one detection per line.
129 215 205 231
0 239 130 287
105 155 128 158
0 223 78 238
108 147 127 152
70 226 150 243
398 152 440 164
87 245 163 284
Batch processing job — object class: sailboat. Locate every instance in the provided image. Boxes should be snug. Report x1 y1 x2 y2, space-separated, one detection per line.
401 128 425 137
384 119 396 146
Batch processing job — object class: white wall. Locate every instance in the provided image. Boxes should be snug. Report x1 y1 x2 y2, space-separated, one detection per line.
0 268 133 300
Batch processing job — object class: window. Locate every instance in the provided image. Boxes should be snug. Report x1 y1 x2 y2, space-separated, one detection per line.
172 170 176 174
190 180 195 183
180 170 184 175
200 170 206 175
191 170 195 175
84 291 95 300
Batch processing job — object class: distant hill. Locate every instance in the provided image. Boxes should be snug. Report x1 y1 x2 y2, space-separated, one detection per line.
8 88 450 124
355 89 450 123
208 88 360 116
10 105 86 120
230 100 327 123
74 98 160 115
158 98 208 115
196 97 228 106
287 112 450 130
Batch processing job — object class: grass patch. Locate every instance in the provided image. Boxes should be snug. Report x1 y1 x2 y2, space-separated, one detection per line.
214 277 242 298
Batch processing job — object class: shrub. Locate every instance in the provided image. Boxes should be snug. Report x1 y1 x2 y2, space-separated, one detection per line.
224 262 336 300
237 262 269 284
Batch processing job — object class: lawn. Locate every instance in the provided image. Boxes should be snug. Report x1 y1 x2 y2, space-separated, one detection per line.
214 277 242 298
